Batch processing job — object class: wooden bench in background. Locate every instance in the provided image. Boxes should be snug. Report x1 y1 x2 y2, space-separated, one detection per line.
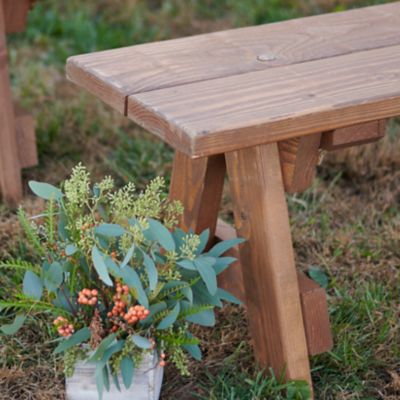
66 3 400 396
0 0 37 206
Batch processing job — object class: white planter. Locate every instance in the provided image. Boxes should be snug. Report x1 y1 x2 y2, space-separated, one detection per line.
66 352 163 400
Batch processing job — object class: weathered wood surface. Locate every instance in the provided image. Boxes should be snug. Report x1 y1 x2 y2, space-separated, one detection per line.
2 0 32 33
14 102 37 168
215 219 333 356
0 2 22 204
127 45 400 157
278 133 321 193
225 143 311 386
67 3 400 115
169 151 225 239
321 119 386 150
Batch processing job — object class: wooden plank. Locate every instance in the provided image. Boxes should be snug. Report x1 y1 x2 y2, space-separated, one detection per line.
127 45 400 157
14 102 37 169
0 3 22 204
321 119 386 150
225 143 312 386
215 219 333 356
67 3 400 114
278 133 321 193
297 272 333 356
169 151 225 241
2 0 31 34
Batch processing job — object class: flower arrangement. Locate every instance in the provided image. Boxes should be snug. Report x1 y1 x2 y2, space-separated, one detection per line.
0 164 243 399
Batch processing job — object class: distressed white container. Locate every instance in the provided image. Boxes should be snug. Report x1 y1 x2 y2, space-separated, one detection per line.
66 352 163 400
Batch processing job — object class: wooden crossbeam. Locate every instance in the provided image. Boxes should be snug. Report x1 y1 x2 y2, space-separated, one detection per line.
2 0 32 34
215 219 333 356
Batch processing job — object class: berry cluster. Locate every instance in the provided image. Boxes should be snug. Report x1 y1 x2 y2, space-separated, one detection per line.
78 288 98 306
53 316 74 337
107 282 129 318
123 305 150 325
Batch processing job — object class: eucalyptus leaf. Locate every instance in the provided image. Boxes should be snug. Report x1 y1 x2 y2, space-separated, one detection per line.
54 327 91 354
157 302 180 330
196 229 210 255
23 271 43 300
92 246 113 286
185 308 215 327
147 218 175 251
308 266 329 289
194 257 217 296
89 334 116 362
95 223 125 237
120 245 135 268
177 260 196 270
121 266 148 308
28 181 63 200
121 356 135 389
131 335 152 349
217 288 242 305
208 238 245 257
142 253 158 291
44 262 63 292
1 315 26 335
183 344 202 361
65 244 77 256
214 257 237 275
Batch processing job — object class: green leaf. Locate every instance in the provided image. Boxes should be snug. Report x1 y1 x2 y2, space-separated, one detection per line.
104 257 123 279
157 302 180 330
95 363 105 400
95 223 125 237
54 327 91 354
194 257 217 296
177 260 196 270
121 245 134 268
185 308 215 327
132 335 152 349
112 373 121 392
308 266 329 289
23 271 43 300
1 315 26 335
147 218 175 251
65 244 77 256
196 229 210 255
208 238 245 257
92 246 113 286
121 267 148 308
121 356 135 389
43 262 63 292
217 288 242 305
183 344 202 361
28 181 62 200
214 257 237 275
89 334 116 362
142 253 158 291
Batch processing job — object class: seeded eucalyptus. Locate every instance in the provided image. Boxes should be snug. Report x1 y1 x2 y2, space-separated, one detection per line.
0 164 243 399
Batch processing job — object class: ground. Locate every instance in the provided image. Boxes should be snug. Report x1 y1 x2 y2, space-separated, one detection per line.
0 0 399 399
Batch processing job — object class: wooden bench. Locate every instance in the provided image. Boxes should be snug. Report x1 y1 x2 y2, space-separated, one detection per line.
0 0 37 205
66 3 400 396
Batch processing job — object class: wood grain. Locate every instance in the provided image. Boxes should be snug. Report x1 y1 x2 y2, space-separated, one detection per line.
278 133 321 193
67 3 400 115
0 3 22 204
321 119 386 150
127 44 400 157
169 151 225 241
225 143 311 385
14 102 37 169
215 219 333 356
2 0 31 34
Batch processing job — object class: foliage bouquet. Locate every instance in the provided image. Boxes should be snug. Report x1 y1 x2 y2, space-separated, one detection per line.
0 164 243 399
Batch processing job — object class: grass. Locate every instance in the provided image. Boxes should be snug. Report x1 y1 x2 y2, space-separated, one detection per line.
1 0 399 399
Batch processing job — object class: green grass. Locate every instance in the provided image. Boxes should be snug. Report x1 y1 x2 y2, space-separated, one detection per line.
1 1 399 399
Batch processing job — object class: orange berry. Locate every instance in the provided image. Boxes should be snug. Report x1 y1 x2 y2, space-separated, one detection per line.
159 361 166 367
91 289 98 296
161 353 166 359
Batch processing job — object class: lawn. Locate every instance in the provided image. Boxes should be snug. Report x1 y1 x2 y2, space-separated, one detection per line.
1 0 399 399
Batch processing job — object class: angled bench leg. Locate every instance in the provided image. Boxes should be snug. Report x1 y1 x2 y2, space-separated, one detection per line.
169 150 226 241
0 3 22 205
225 142 312 389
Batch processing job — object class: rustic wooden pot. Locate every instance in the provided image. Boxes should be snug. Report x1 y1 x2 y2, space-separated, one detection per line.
65 352 163 400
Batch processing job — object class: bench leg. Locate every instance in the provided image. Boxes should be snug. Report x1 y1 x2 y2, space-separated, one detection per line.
0 3 22 205
225 143 312 388
169 150 225 241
